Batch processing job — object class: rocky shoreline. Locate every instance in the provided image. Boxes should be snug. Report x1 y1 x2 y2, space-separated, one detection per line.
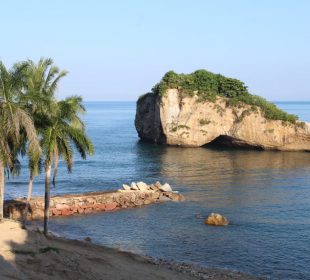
151 258 263 280
4 181 184 220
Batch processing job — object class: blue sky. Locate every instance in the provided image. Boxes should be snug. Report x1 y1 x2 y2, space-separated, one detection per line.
1 0 309 101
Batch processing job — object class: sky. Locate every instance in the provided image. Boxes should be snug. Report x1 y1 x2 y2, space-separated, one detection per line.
1 0 309 101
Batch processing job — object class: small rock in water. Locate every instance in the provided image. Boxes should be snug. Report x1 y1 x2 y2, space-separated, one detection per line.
130 182 139 190
159 183 172 192
84 237 92 242
205 213 229 226
122 184 131 191
136 181 149 191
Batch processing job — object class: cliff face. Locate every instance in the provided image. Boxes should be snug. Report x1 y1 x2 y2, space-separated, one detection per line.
135 89 310 151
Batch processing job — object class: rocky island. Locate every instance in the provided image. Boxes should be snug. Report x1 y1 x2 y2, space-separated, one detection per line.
135 70 310 151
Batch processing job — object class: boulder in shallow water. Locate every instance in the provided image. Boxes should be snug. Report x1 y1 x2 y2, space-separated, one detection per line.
205 213 229 226
136 181 149 191
159 183 172 192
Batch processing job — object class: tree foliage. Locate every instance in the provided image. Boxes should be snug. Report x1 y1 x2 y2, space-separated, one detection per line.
0 58 94 231
151 70 298 123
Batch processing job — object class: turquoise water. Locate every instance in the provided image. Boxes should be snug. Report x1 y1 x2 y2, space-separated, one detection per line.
6 102 310 280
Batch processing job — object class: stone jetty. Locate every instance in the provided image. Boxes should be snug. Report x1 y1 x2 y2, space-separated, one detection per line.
4 181 184 220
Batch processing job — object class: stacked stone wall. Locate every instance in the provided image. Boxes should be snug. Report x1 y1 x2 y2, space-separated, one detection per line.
4 186 184 220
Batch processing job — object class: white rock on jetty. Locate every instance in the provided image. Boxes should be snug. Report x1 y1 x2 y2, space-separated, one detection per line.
136 181 149 191
122 181 175 193
154 181 162 189
205 213 229 226
130 182 139 190
159 183 172 192
122 184 131 191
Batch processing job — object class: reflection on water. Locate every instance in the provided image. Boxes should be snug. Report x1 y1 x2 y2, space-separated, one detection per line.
7 102 310 280
46 142 310 280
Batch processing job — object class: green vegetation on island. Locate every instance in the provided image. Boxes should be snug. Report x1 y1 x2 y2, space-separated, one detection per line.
148 70 298 123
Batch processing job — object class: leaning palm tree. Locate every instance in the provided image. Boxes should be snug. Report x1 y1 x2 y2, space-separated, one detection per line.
41 96 94 235
0 61 41 221
18 58 67 223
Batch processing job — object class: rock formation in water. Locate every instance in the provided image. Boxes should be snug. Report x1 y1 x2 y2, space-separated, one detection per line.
135 70 310 151
205 213 229 226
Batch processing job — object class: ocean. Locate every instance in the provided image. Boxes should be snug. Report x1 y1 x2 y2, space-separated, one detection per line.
6 101 310 280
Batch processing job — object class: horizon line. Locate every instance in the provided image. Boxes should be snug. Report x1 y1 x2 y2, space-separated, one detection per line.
82 100 310 102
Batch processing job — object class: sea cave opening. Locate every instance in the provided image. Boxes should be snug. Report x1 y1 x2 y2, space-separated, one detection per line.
204 135 264 150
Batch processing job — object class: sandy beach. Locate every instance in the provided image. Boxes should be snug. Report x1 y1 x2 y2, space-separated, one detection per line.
0 219 260 280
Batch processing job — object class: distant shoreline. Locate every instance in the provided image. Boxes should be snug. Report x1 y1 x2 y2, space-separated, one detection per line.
81 100 310 103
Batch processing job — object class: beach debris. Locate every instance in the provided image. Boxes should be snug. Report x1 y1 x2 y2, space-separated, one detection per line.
130 182 139 190
122 184 131 190
205 213 229 226
158 183 172 192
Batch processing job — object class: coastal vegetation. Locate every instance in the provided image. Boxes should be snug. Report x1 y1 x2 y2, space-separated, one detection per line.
150 70 298 123
0 58 94 235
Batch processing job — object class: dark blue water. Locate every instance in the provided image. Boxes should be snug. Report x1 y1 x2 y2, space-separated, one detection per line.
6 102 310 280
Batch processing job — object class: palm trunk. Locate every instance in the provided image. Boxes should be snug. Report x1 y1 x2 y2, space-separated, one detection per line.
27 174 34 204
0 160 4 221
22 172 34 228
43 163 52 236
52 147 59 187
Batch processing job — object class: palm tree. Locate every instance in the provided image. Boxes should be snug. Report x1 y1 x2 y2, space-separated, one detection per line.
19 58 67 223
21 157 41 227
41 96 94 235
0 61 40 221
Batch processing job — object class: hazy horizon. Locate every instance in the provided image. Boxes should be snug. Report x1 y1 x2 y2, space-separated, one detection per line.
1 0 309 101
81 99 310 102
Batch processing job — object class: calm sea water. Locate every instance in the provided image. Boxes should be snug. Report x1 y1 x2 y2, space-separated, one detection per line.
6 101 310 280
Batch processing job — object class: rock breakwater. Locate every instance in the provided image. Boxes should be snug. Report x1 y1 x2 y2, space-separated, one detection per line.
4 182 184 220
